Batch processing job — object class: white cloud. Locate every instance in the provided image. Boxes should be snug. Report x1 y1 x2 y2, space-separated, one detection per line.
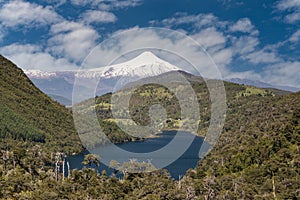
276 0 300 23
223 60 300 89
48 21 100 62
0 0 60 28
231 36 259 55
150 13 221 30
71 0 143 10
289 29 300 42
229 18 259 35
285 12 300 23
43 0 67 7
263 61 300 87
0 43 41 54
82 27 226 79
191 27 226 50
244 50 281 64
217 0 244 9
70 0 100 6
211 48 233 69
150 14 264 73
276 0 300 11
102 0 142 10
164 14 259 36
151 13 268 69
81 10 117 24
0 43 77 71
222 58 300 88
190 27 233 68
50 21 83 34
223 70 262 81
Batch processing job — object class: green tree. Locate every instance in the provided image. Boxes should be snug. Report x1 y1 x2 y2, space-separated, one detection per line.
82 154 100 168
109 160 120 176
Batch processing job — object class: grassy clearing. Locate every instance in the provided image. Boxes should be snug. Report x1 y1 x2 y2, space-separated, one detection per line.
235 87 273 98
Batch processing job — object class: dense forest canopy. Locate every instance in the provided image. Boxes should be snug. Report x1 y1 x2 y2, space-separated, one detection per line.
0 55 82 154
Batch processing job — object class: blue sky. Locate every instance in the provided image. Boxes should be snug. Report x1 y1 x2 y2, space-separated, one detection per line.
0 0 299 88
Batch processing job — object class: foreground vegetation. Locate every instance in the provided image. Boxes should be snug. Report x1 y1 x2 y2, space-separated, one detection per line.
0 91 299 199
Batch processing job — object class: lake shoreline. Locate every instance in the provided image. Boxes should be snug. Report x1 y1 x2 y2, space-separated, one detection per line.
74 128 203 155
67 130 205 180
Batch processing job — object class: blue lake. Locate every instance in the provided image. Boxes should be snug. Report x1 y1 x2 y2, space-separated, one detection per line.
67 130 207 179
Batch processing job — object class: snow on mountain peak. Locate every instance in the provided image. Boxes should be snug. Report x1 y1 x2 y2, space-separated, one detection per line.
130 51 165 65
24 52 182 81
79 51 181 79
24 69 57 79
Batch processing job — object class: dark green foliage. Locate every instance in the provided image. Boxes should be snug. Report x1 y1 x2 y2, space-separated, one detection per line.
187 91 300 199
0 55 82 154
0 103 45 142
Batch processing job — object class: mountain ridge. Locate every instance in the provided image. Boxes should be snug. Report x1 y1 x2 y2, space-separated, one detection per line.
227 77 300 92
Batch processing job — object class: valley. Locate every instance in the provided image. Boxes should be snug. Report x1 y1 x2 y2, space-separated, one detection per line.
0 54 299 199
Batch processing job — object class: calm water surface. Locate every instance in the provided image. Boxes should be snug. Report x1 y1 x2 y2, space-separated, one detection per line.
67 131 206 179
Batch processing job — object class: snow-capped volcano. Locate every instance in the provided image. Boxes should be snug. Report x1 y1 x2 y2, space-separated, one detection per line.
24 51 181 79
24 51 183 105
77 51 181 79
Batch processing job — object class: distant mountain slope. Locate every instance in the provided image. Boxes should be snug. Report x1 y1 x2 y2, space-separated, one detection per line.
0 55 82 154
30 76 74 102
227 78 300 92
48 94 72 106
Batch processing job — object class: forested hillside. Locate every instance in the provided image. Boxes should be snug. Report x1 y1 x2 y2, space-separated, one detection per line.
0 55 82 154
184 91 300 199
